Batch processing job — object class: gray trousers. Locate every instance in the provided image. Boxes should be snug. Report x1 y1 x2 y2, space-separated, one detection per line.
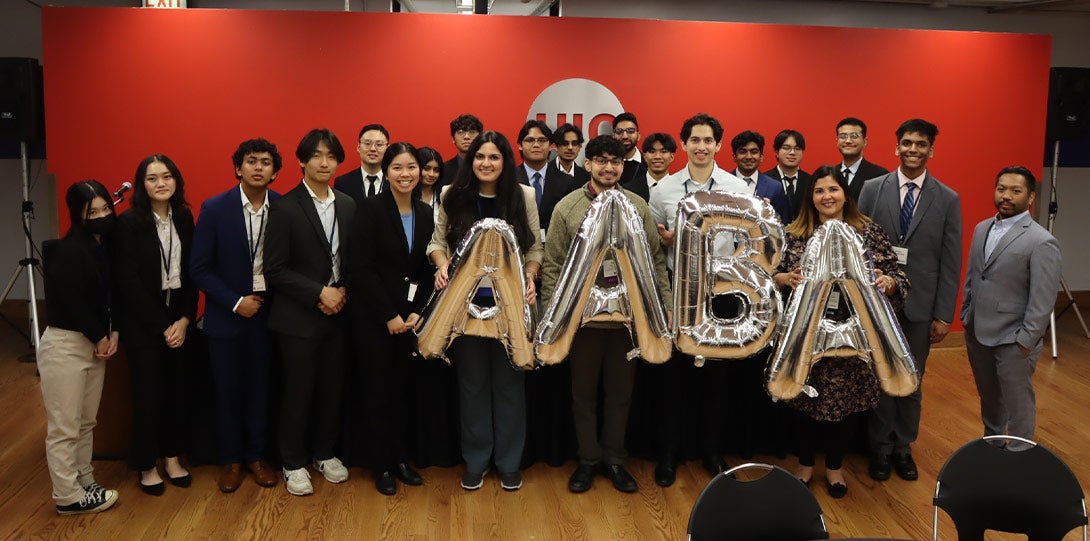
869 316 929 456
452 336 526 474
965 329 1041 441
570 327 637 466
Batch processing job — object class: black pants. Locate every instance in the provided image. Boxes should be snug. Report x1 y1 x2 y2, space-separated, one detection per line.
277 327 348 470
356 322 414 472
794 410 859 470
126 338 191 471
207 320 272 464
570 327 637 465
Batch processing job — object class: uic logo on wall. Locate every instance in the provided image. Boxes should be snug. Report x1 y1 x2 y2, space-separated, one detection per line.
526 78 625 163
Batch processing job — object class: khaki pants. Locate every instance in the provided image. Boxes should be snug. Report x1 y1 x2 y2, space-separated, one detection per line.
38 327 106 505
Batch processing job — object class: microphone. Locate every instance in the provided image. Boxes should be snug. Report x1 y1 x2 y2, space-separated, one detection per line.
112 182 132 205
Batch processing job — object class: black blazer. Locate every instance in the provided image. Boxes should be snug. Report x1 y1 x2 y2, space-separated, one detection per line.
567 162 590 184
515 162 578 232
264 182 356 338
334 168 388 208
114 207 198 348
347 190 435 325
439 155 465 191
620 159 650 202
847 157 890 201
764 166 813 222
42 233 115 343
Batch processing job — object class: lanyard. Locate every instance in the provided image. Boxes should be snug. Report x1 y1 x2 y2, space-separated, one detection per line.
248 209 266 270
683 177 716 195
157 216 174 282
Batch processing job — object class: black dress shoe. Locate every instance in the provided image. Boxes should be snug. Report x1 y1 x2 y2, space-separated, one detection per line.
701 455 728 476
827 480 848 499
168 473 191 488
140 478 165 496
891 453 919 481
868 453 891 481
374 471 398 495
568 464 596 493
654 460 677 487
601 464 638 493
394 463 423 486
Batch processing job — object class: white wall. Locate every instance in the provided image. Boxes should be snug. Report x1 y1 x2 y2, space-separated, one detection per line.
2 0 1089 300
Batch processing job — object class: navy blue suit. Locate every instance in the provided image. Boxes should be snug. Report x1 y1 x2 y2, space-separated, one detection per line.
191 185 282 464
751 172 794 225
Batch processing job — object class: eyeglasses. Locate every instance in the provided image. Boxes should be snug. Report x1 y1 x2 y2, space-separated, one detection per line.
522 137 550 146
360 140 387 149
557 141 582 148
837 133 863 141
455 129 480 138
613 127 637 135
590 157 624 168
779 146 803 153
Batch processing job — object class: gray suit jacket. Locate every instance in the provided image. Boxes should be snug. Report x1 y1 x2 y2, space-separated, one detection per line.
960 213 1061 348
858 171 962 323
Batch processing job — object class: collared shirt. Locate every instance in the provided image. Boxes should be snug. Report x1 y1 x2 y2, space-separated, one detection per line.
153 208 182 291
555 157 577 176
362 168 385 196
985 210 1029 261
896 167 927 208
775 165 799 196
523 163 548 185
733 169 760 194
841 159 862 186
303 180 341 284
626 148 643 164
240 185 269 275
648 163 745 270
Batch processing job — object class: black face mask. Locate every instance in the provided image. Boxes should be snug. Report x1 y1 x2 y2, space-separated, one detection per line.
85 214 116 236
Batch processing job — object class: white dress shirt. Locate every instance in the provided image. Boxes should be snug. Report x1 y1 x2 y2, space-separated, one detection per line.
303 181 341 284
153 209 182 291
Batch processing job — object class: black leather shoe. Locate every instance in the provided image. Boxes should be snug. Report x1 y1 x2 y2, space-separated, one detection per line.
827 480 848 499
891 453 919 481
654 460 677 487
374 471 398 495
701 455 728 476
601 464 638 493
868 453 891 481
568 464 596 493
394 463 423 486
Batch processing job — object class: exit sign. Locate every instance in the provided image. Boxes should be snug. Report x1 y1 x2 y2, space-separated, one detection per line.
143 0 187 7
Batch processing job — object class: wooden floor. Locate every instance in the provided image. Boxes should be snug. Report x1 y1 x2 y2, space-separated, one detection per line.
2 301 1089 540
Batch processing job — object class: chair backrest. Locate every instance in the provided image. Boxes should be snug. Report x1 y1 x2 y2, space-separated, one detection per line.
688 463 828 541
933 436 1088 541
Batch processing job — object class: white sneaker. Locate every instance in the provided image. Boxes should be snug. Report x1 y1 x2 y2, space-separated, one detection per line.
283 467 313 496
314 457 348 484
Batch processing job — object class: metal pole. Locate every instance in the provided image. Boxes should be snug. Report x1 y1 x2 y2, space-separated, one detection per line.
20 141 41 360
1045 140 1090 359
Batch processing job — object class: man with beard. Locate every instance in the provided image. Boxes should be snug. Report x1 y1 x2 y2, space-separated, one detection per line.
612 112 649 201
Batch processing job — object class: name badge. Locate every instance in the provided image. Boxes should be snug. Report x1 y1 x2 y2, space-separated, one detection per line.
252 274 267 292
407 282 418 302
826 290 841 311
603 259 620 286
540 228 546 244
892 246 909 266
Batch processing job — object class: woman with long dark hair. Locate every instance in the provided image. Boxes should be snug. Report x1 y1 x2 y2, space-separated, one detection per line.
426 131 542 492
772 165 909 498
39 180 120 514
347 142 435 495
114 154 198 495
416 146 443 216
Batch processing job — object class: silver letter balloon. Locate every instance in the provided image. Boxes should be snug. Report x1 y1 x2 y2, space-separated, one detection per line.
535 189 672 365
672 191 783 360
766 219 918 400
416 218 537 370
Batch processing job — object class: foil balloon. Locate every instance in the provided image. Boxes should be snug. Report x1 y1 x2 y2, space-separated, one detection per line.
672 191 783 360
766 220 918 400
416 218 536 370
535 189 672 365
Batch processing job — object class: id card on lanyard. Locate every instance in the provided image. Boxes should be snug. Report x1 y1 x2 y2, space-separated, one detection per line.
327 211 339 286
249 210 267 292
157 217 174 307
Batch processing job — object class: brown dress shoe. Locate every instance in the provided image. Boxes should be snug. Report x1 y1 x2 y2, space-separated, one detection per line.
219 464 242 493
248 461 278 488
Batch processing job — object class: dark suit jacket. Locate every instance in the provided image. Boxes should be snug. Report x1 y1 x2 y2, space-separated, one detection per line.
516 163 578 232
735 170 794 225
566 162 590 184
846 157 889 201
190 186 282 338
763 166 812 222
439 155 465 190
114 206 199 348
620 159 650 202
264 182 356 338
347 190 435 325
334 168 387 208
858 171 962 324
42 233 115 343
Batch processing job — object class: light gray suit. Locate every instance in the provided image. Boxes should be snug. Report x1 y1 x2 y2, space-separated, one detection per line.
961 212 1060 440
858 170 962 456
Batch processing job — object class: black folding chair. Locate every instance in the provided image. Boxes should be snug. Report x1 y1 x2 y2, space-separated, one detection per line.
688 462 828 541
933 435 1088 541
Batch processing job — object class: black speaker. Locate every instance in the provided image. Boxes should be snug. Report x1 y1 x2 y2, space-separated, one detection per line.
1046 67 1090 142
0 57 45 143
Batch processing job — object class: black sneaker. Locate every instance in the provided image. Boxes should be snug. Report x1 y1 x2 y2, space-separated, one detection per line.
81 481 105 496
500 471 522 491
56 488 118 515
461 468 488 491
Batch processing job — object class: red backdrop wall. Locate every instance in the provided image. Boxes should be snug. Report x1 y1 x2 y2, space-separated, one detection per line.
42 7 1051 329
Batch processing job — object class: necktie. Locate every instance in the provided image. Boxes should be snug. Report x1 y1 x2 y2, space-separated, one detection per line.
784 176 797 198
900 182 917 239
842 168 851 186
531 172 543 208
366 175 378 197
